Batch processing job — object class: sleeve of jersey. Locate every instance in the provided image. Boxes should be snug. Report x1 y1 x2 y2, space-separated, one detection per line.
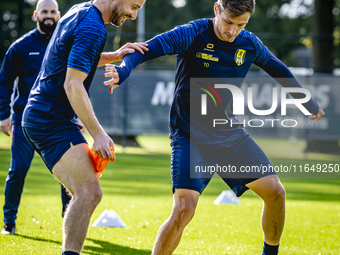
116 19 210 85
157 19 209 55
67 21 106 75
250 33 271 67
0 46 19 120
261 52 319 115
115 38 165 85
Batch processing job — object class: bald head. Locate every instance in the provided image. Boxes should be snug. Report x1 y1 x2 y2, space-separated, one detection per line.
36 0 59 12
34 0 60 34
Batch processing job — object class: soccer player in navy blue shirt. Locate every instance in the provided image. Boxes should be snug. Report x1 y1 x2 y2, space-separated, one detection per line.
22 0 147 254
0 0 72 235
104 0 325 254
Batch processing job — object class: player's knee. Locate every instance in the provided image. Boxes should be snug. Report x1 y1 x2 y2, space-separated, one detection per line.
76 186 102 207
172 202 196 227
274 183 285 200
90 186 103 206
265 183 285 204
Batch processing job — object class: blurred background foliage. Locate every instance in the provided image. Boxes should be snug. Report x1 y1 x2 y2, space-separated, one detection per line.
0 0 339 69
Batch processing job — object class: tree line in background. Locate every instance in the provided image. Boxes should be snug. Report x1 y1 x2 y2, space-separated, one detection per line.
0 0 339 69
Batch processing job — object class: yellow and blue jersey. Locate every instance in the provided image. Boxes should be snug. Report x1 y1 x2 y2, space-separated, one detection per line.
116 18 319 141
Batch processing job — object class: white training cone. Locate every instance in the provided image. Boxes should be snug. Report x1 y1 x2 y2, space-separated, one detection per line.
92 209 127 228
214 190 241 205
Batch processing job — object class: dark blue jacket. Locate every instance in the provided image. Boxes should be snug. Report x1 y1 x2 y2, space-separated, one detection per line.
0 28 51 124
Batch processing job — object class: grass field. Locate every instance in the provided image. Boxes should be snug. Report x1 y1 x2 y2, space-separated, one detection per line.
0 133 339 254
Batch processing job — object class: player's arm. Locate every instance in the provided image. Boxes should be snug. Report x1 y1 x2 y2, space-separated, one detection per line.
64 68 114 160
104 38 166 93
261 53 325 121
97 42 149 67
0 46 20 135
104 20 210 93
251 33 324 120
66 19 114 159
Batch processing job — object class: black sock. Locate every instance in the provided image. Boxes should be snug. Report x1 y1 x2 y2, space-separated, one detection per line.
262 242 279 255
62 251 79 255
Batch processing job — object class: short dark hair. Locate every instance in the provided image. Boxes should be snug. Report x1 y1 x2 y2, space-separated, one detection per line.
217 0 255 17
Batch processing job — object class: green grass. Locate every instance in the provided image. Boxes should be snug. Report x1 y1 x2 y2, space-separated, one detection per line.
0 133 339 254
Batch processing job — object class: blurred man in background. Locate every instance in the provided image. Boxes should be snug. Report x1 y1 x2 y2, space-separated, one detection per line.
0 0 72 236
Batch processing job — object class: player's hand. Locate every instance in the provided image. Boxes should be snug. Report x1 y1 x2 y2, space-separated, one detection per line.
115 42 148 61
104 64 120 94
0 117 11 136
92 131 115 160
77 118 86 134
309 105 325 121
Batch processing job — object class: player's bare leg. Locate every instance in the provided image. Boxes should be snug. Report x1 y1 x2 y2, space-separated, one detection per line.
246 175 285 246
152 189 199 255
52 143 102 253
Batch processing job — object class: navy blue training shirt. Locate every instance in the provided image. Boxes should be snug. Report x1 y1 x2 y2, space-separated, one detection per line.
0 28 51 124
115 18 320 141
22 2 107 129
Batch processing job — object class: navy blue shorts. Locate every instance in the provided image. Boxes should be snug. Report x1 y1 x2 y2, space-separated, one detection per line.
171 134 276 197
22 126 87 172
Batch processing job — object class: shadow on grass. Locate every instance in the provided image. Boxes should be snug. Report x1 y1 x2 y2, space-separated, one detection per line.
14 234 151 254
15 233 61 245
84 238 151 255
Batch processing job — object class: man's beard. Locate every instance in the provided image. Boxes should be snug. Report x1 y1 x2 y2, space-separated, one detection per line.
110 7 121 26
109 4 130 27
111 14 125 26
38 18 57 34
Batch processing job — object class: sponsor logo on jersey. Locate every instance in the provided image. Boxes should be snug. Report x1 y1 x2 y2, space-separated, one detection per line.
204 43 215 52
29 52 40 56
206 43 214 49
196 52 219 62
235 49 246 66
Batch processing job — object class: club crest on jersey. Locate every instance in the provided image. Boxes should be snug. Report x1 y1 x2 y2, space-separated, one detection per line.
235 49 246 66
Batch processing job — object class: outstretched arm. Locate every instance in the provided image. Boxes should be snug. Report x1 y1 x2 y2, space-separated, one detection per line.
98 42 149 67
261 53 325 121
103 38 165 93
103 19 211 93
